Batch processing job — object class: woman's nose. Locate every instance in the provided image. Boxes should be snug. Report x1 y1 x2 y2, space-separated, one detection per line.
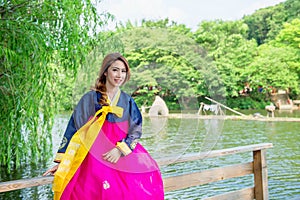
117 70 121 77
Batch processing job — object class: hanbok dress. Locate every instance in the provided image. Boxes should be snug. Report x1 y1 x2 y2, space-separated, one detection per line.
52 90 164 200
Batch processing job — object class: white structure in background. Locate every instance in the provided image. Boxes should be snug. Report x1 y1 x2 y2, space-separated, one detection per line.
148 96 169 116
265 103 276 118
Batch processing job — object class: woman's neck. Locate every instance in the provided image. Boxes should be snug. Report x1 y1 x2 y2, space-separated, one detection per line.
106 86 119 101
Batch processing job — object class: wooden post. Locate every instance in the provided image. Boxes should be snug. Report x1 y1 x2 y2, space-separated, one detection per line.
253 149 269 200
198 102 204 115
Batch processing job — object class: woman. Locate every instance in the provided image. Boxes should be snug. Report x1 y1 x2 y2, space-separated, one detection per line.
43 53 164 200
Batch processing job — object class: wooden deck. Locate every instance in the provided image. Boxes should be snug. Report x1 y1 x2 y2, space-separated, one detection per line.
0 143 273 200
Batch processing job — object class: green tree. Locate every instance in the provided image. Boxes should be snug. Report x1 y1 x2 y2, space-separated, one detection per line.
194 20 249 53
247 44 299 95
243 0 300 45
194 20 258 97
114 22 223 110
274 18 300 49
271 18 300 98
0 0 110 169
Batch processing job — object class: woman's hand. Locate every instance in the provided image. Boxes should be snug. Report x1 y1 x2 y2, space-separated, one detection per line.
43 164 59 176
103 148 122 163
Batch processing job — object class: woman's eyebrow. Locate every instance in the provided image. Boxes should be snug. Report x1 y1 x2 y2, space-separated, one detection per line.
111 66 126 70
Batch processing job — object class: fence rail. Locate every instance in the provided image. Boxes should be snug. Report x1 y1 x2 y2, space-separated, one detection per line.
0 143 273 200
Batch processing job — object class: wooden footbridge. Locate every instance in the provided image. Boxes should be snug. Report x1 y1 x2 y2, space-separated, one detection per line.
0 143 273 200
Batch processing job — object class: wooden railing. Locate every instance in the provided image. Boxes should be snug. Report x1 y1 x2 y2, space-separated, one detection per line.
161 143 273 200
0 143 273 200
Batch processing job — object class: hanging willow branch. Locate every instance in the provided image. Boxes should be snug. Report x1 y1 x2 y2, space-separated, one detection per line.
0 0 111 171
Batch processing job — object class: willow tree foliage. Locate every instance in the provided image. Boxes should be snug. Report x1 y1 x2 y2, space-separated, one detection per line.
0 0 110 169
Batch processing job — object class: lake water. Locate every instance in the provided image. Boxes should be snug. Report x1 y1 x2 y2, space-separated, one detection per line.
1 110 299 199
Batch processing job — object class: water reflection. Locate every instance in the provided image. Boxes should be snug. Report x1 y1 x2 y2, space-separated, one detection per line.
145 116 225 167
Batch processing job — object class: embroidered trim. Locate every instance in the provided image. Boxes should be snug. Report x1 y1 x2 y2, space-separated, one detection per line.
116 141 132 156
58 137 68 150
54 153 65 163
130 139 138 149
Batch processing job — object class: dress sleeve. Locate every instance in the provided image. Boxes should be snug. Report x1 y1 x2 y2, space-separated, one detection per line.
54 91 96 163
121 97 142 152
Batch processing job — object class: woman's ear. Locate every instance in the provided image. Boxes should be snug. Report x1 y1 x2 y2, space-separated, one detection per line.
104 72 107 76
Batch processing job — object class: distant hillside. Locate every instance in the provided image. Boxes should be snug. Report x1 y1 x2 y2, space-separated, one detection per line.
243 0 300 45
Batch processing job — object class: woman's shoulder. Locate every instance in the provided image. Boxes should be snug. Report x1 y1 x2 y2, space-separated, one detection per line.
80 90 96 98
79 90 98 103
120 90 134 101
119 91 140 110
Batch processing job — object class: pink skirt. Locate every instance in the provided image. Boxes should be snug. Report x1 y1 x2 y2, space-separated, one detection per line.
60 121 164 200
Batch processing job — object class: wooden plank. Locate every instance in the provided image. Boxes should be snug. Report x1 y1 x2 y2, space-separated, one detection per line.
253 149 269 200
157 143 273 166
0 162 252 193
204 187 254 200
0 176 53 193
163 162 253 192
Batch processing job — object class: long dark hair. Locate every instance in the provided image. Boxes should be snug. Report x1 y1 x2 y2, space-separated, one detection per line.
92 52 130 106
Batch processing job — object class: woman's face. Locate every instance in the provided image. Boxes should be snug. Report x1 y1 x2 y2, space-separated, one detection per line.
104 60 127 88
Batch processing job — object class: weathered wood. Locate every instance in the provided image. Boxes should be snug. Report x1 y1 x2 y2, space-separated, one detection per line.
0 176 53 193
253 149 269 200
156 143 273 166
204 187 254 200
163 162 253 192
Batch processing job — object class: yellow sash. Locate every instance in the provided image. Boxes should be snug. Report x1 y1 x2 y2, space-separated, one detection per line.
53 105 123 200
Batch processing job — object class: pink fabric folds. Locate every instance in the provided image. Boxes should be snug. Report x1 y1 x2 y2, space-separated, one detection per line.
60 121 164 200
